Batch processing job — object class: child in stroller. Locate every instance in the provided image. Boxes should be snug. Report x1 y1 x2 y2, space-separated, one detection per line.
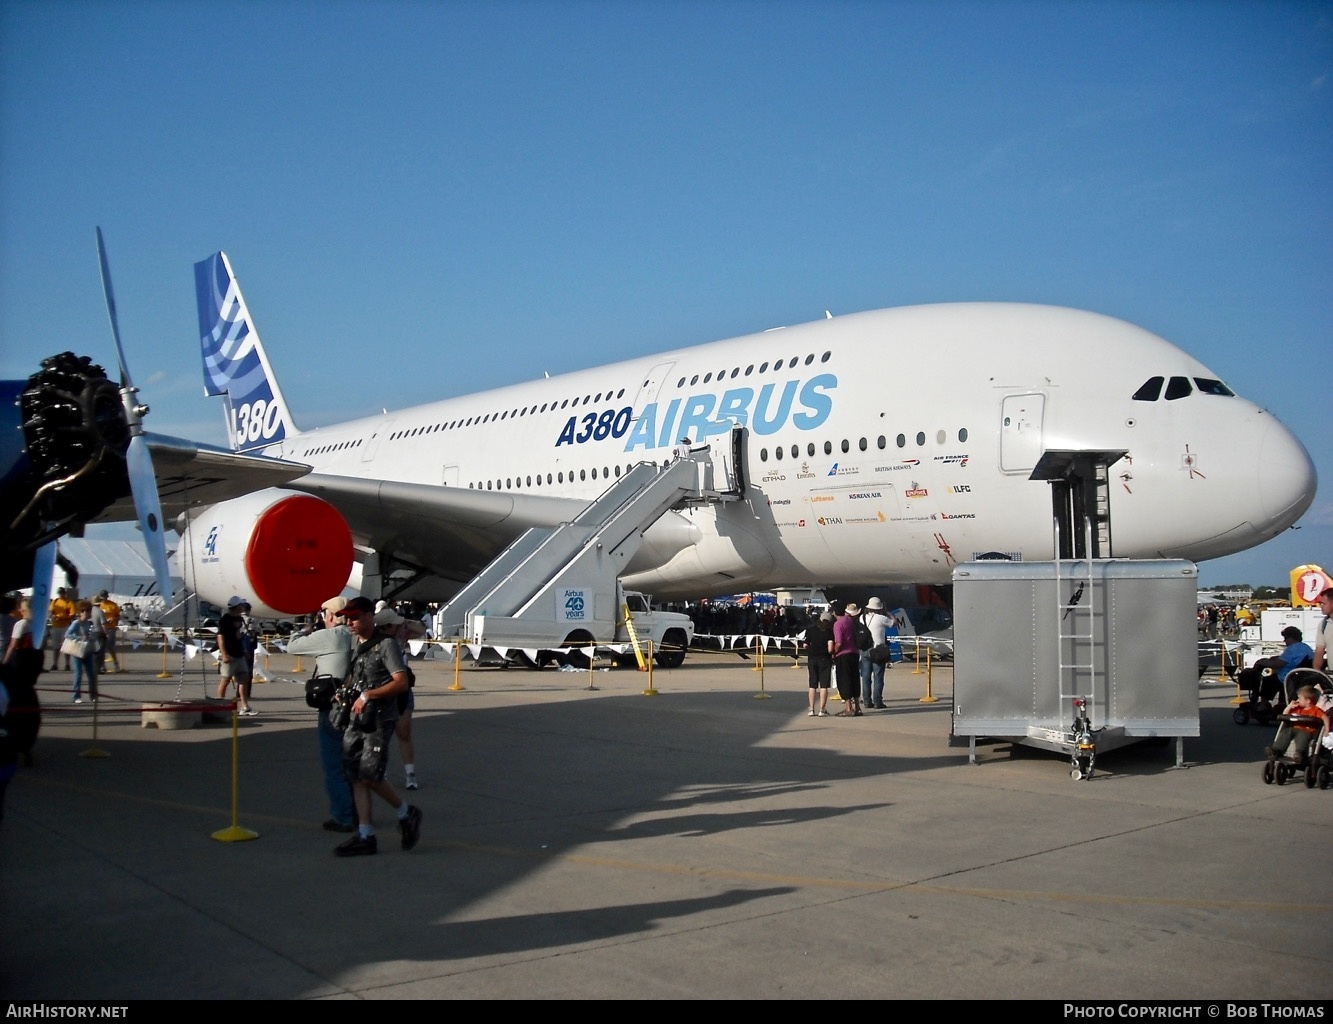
1261 670 1331 787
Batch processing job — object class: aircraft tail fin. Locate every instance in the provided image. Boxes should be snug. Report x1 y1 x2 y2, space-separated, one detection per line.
195 251 299 452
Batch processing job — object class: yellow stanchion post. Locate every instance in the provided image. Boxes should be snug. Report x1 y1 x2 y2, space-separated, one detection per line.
754 639 771 699
791 638 802 669
642 639 658 696
212 705 259 843
911 637 924 675
293 653 304 673
157 631 172 679
752 636 763 671
79 694 111 759
586 642 599 691
918 644 938 703
1229 643 1247 704
449 640 465 691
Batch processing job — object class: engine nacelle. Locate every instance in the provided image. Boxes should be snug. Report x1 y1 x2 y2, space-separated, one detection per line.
179 489 354 617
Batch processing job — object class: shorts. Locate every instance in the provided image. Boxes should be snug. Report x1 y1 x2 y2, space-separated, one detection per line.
807 658 832 689
219 658 252 682
342 716 397 783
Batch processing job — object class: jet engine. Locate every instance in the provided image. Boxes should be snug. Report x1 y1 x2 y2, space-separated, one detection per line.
179 489 355 617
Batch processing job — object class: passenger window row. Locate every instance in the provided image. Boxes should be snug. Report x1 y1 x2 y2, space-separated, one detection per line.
757 428 970 462
676 351 833 388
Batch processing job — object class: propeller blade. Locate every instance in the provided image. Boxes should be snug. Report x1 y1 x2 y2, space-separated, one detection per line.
95 228 175 601
30 540 57 650
96 226 133 390
127 435 174 601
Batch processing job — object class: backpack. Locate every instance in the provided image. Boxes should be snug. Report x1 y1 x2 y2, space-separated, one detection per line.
854 617 873 651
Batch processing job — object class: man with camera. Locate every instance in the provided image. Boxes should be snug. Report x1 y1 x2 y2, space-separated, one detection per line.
330 596 422 857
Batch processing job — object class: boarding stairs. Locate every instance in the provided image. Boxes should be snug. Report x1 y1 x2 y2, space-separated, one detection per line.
434 450 733 649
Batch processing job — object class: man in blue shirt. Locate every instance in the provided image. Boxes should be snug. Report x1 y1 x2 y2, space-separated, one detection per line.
1240 626 1313 706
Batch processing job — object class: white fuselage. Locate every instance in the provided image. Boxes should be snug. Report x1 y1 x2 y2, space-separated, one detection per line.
215 303 1316 602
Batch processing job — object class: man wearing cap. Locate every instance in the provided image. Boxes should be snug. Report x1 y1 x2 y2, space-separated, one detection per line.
859 597 892 710
96 591 122 673
215 596 256 715
332 596 422 857
832 601 862 716
374 603 426 792
287 596 357 832
47 588 76 671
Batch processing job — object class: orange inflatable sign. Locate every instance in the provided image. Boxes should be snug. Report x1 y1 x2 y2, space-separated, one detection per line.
1290 564 1331 607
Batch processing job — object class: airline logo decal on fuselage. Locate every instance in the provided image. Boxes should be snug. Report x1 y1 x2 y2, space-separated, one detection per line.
553 373 837 450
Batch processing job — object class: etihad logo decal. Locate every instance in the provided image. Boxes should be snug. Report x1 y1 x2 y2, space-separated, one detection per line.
934 453 969 467
761 471 786 482
555 373 839 451
939 512 976 519
904 487 928 498
874 459 920 472
847 491 882 499
796 462 817 480
826 463 859 476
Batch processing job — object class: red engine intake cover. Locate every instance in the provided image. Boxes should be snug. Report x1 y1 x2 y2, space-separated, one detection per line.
243 495 354 614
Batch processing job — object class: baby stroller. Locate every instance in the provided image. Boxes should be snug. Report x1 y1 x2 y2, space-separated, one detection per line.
1260 667 1332 788
1234 655 1312 727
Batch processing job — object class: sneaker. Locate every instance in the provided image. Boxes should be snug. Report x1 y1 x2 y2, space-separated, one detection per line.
73 697 83 704
874 703 887 710
334 834 377 857
818 709 828 717
240 707 258 717
807 709 816 717
399 805 422 851
405 772 419 790
323 818 356 833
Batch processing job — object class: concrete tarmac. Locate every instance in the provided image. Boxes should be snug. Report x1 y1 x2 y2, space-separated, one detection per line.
2 643 1330 1000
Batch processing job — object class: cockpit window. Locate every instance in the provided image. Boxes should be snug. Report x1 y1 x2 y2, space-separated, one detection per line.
1132 376 1164 402
1164 376 1193 400
1193 377 1235 397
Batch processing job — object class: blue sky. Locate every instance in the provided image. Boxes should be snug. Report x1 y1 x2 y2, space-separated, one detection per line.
2 0 1329 587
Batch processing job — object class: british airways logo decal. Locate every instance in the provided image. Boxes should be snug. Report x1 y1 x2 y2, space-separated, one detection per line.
554 373 838 450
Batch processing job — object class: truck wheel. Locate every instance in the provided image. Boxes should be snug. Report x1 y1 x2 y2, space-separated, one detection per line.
562 630 595 669
654 630 687 668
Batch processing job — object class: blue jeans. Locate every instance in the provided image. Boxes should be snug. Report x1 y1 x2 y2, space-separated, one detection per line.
71 653 98 701
860 656 884 706
318 710 355 826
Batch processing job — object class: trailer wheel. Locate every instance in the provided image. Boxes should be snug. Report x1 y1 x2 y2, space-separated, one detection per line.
1318 765 1330 790
1276 764 1288 785
1304 763 1317 789
653 630 688 668
1262 760 1276 784
1232 707 1250 726
1069 767 1083 781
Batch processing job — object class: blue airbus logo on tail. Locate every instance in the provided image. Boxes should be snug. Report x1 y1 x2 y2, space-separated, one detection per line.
194 253 290 451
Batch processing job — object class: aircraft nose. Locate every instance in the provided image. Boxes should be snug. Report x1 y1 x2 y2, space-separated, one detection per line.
1256 417 1317 530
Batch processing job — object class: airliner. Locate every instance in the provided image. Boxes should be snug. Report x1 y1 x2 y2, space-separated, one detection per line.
178 251 1317 618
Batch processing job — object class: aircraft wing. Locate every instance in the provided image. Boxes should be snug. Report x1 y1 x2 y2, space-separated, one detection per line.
286 472 590 586
89 433 313 523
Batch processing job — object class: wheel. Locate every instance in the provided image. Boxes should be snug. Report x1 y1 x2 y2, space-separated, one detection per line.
652 630 688 668
1318 765 1330 791
1070 767 1083 781
1262 760 1276 784
1276 765 1288 785
561 630 595 669
1305 763 1317 789
1232 707 1250 726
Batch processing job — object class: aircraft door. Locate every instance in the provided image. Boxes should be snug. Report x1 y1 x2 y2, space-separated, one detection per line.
630 361 676 425
362 419 393 462
1000 394 1045 473
704 423 746 497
